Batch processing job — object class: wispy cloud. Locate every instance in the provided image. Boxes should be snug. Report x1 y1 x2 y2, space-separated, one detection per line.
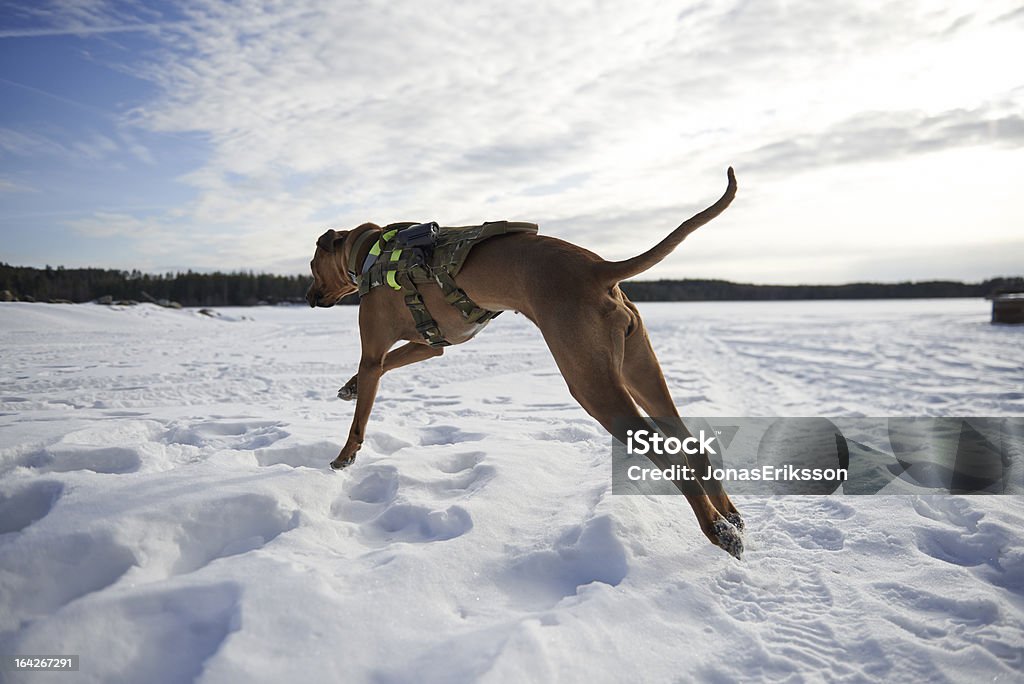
0 23 164 38
0 177 37 193
0 0 174 39
747 106 1024 174
65 210 163 239
0 127 69 157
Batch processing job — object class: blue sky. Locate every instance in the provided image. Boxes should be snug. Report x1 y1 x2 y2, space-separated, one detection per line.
1 0 1022 283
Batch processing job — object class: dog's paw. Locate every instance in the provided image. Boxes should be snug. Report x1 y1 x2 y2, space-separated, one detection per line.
726 512 745 533
337 385 357 401
330 454 356 470
711 518 744 560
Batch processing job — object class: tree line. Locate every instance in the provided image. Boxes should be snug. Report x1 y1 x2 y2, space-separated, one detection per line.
0 263 321 306
619 277 1024 302
1 262 1021 306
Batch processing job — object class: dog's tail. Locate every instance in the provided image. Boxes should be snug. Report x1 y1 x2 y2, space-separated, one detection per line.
596 167 736 284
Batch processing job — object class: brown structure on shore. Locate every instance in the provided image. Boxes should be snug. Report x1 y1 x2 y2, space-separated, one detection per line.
991 293 1024 324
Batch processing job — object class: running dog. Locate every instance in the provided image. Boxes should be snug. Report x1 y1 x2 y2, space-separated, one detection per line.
307 168 743 557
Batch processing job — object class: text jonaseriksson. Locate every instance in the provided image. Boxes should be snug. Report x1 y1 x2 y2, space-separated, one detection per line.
626 464 849 482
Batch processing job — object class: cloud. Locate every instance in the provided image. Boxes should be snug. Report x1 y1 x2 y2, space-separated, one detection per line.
65 211 164 239
0 0 174 39
62 210 249 270
0 23 163 38
71 133 119 161
747 107 1024 174
0 123 150 169
0 127 77 162
0 177 37 193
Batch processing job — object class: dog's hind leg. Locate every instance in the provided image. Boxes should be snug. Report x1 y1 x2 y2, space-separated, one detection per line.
619 310 744 533
535 305 742 558
338 342 443 401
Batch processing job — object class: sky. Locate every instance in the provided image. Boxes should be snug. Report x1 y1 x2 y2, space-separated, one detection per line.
0 0 1021 284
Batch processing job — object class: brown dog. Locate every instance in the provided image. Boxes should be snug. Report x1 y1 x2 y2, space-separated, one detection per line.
307 168 743 557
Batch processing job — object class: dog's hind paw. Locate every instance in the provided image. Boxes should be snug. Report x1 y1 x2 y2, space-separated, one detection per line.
711 518 744 560
330 454 356 470
726 512 745 533
337 385 357 401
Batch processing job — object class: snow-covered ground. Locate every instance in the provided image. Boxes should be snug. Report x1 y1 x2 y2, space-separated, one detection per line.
1 299 1022 683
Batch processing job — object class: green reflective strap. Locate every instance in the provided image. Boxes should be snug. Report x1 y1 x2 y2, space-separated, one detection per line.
386 250 401 289
382 247 404 290
368 229 399 257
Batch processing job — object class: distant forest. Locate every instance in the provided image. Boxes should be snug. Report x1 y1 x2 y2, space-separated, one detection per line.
619 278 1024 302
0 263 315 307
1 262 1021 307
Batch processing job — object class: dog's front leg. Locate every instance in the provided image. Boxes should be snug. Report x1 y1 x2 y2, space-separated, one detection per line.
338 342 443 401
331 353 385 469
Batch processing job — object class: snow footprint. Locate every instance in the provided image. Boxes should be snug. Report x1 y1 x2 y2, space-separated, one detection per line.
500 514 628 610
163 420 288 450
712 564 882 679
910 496 1020 591
362 503 473 545
0 531 137 631
912 496 982 532
911 496 1005 568
9 582 242 684
419 425 486 447
346 467 400 504
28 445 142 474
530 424 603 444
0 480 63 534
430 451 495 496
871 583 1021 666
331 466 401 523
169 494 300 576
437 451 484 474
100 582 241 683
366 432 413 456
255 440 338 468
766 498 850 551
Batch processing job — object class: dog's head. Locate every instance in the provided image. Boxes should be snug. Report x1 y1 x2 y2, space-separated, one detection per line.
306 228 355 307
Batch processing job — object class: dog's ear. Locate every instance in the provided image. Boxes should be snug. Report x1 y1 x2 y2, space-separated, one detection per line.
316 229 349 253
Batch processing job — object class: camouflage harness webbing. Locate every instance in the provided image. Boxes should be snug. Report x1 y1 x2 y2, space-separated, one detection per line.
352 221 539 347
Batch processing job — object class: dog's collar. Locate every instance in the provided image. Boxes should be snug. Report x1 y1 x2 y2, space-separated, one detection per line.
345 228 383 284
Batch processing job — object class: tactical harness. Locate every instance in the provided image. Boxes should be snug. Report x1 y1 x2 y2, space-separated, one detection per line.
346 221 539 347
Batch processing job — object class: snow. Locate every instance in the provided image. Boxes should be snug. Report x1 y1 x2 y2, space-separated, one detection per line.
1 299 1022 683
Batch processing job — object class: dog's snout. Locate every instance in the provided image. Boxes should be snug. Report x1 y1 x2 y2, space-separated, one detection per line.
305 284 318 308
